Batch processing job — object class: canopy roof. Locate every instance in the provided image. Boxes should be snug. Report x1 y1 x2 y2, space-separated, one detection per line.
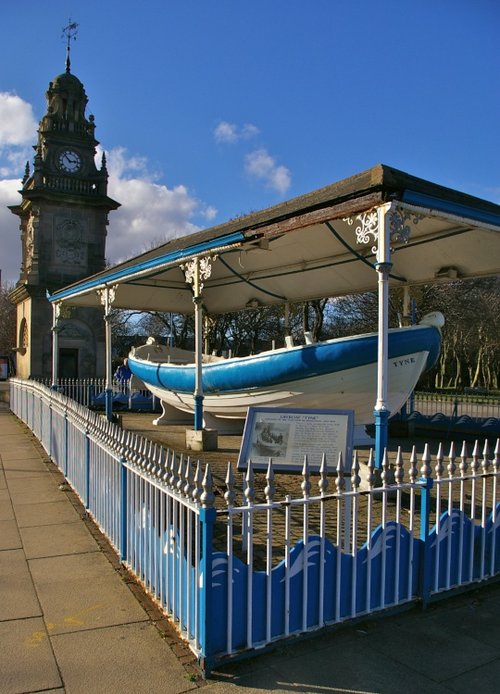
49 164 500 314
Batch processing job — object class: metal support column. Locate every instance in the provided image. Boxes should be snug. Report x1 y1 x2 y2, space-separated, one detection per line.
194 291 204 431
374 203 393 469
50 302 61 390
403 285 411 325
98 286 116 422
182 255 216 433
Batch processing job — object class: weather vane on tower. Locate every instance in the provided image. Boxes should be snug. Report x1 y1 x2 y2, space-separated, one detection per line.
62 19 79 73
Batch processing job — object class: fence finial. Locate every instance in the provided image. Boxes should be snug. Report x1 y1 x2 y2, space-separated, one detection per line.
319 452 329 496
169 452 179 489
381 449 390 487
336 451 345 493
435 443 444 479
447 441 456 478
482 440 490 475
149 443 157 475
224 462 236 507
420 443 432 479
154 444 164 477
460 441 469 476
471 440 480 476
200 464 215 508
301 455 311 498
177 455 185 494
394 446 404 486
351 450 361 490
146 440 154 473
134 436 143 468
366 449 375 489
140 437 148 469
184 457 194 498
244 460 255 505
494 439 500 472
119 430 128 459
162 449 171 483
265 459 276 503
193 461 203 504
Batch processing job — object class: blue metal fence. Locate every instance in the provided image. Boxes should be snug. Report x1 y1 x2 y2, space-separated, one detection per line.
9 379 500 674
36 377 159 411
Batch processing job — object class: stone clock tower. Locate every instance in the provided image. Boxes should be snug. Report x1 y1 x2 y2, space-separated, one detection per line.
9 49 120 379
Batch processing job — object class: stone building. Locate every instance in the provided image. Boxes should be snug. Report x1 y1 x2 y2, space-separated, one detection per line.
9 57 120 379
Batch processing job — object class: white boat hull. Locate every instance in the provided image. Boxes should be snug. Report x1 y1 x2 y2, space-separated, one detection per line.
129 313 444 427
144 349 428 425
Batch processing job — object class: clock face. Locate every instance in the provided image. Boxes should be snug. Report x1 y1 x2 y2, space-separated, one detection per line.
58 150 82 173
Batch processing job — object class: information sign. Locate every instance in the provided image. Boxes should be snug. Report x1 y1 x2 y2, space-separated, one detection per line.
237 407 354 473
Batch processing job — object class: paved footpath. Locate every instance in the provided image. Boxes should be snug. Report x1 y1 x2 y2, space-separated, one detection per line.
1 398 500 694
0 403 202 694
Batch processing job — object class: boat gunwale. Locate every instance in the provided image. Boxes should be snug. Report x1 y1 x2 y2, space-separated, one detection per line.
129 322 436 371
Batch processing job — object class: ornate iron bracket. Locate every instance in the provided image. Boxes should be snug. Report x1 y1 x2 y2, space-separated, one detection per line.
343 205 423 254
51 302 62 333
181 255 217 298
97 284 119 318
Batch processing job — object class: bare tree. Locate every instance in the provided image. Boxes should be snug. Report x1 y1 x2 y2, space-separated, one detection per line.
329 279 500 392
0 284 16 358
107 277 500 392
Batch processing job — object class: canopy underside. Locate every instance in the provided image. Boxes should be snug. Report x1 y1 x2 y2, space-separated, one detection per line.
47 165 500 314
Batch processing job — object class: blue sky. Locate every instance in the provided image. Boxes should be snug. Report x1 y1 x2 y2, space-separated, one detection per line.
1 0 499 285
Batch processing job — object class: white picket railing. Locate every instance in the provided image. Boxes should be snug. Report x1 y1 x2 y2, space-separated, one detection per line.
412 391 500 420
9 378 500 674
10 378 209 654
35 377 159 411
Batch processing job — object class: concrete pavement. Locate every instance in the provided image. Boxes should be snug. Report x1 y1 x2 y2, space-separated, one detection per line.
1 394 500 693
0 401 201 694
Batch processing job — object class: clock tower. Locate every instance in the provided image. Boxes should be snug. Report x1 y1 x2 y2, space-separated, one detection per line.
9 46 120 379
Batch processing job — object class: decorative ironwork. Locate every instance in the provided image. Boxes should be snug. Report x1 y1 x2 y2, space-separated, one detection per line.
96 284 119 320
388 207 423 245
97 285 118 310
344 204 423 253
343 210 379 253
181 255 217 294
62 19 79 73
51 303 62 333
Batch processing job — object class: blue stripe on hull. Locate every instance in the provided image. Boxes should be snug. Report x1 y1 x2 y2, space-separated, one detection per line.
129 325 440 396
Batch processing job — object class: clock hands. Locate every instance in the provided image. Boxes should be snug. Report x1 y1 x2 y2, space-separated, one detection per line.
59 151 80 171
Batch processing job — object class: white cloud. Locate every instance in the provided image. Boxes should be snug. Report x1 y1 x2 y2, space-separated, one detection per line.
214 120 260 144
0 93 37 180
0 144 218 285
0 93 36 284
241 123 260 139
104 147 217 262
0 92 37 148
214 121 290 196
202 205 218 221
0 93 218 286
245 148 291 195
214 121 238 143
0 178 23 286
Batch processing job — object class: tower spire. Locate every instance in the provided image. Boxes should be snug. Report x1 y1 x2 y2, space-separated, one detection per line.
62 19 79 74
